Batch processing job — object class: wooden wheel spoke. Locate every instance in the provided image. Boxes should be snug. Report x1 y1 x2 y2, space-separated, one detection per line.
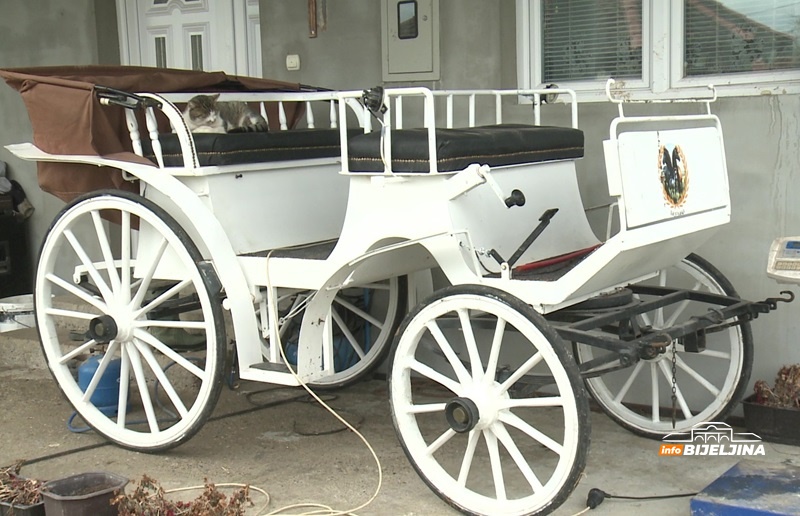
136 319 207 330
658 360 692 419
80 342 120 403
678 347 731 360
483 429 507 501
457 430 480 487
134 329 206 379
500 396 563 409
650 362 660 423
493 422 543 492
499 352 543 394
64 229 114 302
91 210 121 294
611 359 644 404
331 305 366 359
132 340 189 418
457 308 484 380
125 344 160 433
117 349 131 428
425 427 456 456
43 307 98 321
484 317 506 385
130 236 169 308
676 356 721 396
408 358 461 395
406 402 447 414
333 296 383 329
120 210 132 300
134 279 192 319
45 272 107 313
499 411 564 455
663 294 695 328
59 339 98 365
426 320 472 385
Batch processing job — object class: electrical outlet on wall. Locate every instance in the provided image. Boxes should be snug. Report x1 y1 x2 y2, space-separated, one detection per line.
286 54 300 71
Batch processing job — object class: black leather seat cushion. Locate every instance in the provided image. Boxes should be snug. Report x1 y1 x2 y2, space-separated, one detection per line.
146 128 349 167
347 124 584 173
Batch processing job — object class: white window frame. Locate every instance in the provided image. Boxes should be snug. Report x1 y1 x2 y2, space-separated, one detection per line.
516 0 800 101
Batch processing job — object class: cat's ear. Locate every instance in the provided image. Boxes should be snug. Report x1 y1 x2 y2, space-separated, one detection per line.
210 93 220 102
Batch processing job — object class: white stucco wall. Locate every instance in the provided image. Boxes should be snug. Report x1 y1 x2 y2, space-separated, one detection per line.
0 0 110 284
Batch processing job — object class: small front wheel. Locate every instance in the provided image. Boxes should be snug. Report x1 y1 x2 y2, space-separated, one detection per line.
389 285 589 516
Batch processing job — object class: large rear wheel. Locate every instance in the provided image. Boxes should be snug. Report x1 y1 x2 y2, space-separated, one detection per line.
575 254 753 438
35 191 226 452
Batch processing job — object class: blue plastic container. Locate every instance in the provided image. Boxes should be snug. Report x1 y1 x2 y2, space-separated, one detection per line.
77 355 121 415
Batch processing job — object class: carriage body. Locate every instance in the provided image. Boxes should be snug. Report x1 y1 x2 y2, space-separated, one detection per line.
2 67 782 516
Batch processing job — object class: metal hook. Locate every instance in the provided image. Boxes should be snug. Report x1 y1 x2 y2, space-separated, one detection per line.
765 290 795 309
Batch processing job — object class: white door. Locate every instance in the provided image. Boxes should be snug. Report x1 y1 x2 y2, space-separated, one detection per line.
116 0 262 77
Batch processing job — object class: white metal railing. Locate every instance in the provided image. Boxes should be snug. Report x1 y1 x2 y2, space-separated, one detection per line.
121 86 579 172
338 86 579 174
160 90 355 132
122 91 367 169
388 89 578 130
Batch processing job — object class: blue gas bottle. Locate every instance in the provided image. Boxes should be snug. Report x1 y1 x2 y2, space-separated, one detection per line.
77 355 122 416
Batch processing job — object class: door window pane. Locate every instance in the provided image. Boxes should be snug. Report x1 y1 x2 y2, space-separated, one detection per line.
542 0 643 82
191 34 204 70
155 36 168 68
684 0 800 77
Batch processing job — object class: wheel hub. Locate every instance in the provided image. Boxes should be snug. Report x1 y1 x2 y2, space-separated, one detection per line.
88 315 119 344
445 397 480 433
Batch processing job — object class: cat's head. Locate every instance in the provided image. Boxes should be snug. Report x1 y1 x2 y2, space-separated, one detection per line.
184 94 223 130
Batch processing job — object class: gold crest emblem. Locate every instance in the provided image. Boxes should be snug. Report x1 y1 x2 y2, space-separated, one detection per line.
658 144 689 208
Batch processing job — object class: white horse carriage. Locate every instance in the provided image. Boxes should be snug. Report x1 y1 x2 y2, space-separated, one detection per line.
1 66 790 515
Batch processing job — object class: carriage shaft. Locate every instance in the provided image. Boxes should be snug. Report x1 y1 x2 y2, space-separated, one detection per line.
553 286 785 375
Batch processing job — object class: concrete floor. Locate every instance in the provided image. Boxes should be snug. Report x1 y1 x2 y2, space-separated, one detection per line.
2 330 799 515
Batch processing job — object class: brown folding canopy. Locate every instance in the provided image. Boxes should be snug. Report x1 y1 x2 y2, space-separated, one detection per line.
0 65 308 201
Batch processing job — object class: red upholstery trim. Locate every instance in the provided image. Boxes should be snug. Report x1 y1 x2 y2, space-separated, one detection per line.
513 244 602 272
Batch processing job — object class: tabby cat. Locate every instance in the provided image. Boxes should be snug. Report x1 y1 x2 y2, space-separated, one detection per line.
182 94 268 133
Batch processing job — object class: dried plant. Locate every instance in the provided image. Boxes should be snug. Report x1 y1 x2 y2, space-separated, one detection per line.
0 461 42 507
753 364 800 409
112 474 251 516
